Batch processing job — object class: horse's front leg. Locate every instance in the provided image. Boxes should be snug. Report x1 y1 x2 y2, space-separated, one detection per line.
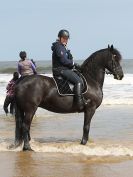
81 105 96 145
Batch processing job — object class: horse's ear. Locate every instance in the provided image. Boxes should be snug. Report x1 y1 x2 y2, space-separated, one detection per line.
108 44 110 49
110 45 114 51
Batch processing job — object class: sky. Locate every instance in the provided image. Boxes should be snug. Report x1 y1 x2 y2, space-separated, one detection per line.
0 0 133 61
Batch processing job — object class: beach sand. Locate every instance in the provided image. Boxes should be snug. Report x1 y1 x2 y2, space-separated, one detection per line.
0 105 133 177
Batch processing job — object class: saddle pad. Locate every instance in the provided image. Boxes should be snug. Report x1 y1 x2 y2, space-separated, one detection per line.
53 73 88 96
54 77 73 95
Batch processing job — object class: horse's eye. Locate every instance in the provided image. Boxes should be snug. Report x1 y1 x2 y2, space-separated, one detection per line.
113 54 116 58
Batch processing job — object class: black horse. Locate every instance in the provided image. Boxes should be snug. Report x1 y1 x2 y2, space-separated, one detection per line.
15 45 124 151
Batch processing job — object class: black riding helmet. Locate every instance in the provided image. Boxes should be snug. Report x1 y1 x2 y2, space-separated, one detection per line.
58 29 70 39
19 51 27 59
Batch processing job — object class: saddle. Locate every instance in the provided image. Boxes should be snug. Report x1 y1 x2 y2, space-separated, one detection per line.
53 71 88 96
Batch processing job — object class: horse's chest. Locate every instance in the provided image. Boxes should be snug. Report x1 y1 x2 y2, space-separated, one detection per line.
85 86 103 105
96 89 103 103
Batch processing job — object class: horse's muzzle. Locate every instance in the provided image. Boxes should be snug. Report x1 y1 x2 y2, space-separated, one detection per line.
114 73 124 80
113 66 124 80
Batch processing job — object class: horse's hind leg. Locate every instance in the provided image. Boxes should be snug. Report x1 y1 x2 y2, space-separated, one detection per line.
22 107 37 151
15 105 24 147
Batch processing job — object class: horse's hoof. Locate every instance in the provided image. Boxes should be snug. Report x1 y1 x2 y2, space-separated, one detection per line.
23 146 34 151
15 140 23 147
81 138 87 145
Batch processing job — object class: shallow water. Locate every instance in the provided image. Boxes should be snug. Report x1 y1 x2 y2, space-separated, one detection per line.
0 152 133 177
0 106 133 176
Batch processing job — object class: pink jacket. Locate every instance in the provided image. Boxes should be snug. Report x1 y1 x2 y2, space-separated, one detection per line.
6 79 16 97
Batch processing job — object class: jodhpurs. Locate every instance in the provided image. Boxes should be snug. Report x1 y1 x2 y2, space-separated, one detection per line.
60 69 83 86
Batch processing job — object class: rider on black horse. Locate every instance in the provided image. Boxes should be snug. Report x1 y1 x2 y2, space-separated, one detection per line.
51 29 86 110
18 51 37 77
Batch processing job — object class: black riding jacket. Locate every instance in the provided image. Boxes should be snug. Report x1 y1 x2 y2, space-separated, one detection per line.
51 41 74 76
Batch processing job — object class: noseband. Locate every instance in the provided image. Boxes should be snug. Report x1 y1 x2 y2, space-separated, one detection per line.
105 53 119 75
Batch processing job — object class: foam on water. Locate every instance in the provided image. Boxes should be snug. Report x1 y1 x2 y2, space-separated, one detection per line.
103 74 133 105
1 139 133 157
30 140 133 156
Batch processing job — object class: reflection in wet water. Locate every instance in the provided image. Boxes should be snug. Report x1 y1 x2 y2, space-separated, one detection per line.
0 152 132 177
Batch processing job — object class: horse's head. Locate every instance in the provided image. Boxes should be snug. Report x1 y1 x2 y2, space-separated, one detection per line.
105 45 124 80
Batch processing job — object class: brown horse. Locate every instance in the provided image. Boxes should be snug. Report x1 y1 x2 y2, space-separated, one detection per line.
15 45 124 151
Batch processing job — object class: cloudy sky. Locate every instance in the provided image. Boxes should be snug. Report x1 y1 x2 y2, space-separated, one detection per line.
0 0 133 61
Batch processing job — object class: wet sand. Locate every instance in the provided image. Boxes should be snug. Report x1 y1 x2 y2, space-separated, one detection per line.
0 105 133 177
0 152 133 177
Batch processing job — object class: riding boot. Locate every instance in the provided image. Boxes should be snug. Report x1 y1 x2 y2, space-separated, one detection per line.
74 83 84 111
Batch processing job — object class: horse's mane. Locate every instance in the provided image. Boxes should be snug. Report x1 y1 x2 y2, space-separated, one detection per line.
81 47 122 74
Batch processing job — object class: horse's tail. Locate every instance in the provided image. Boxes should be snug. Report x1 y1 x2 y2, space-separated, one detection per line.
15 101 24 147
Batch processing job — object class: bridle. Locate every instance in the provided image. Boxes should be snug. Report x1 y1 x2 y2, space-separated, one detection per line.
105 52 119 75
